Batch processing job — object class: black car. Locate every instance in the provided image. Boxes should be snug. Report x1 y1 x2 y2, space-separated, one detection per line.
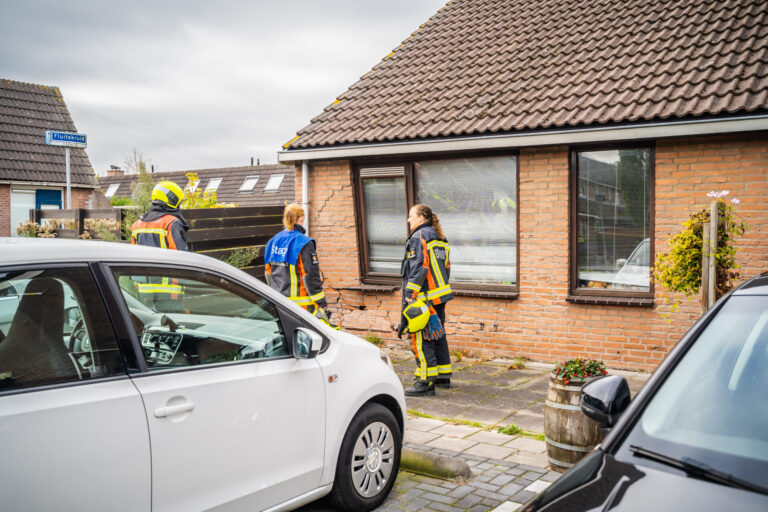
524 272 768 511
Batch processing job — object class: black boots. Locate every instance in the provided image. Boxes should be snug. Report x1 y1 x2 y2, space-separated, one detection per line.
434 377 451 389
405 380 435 396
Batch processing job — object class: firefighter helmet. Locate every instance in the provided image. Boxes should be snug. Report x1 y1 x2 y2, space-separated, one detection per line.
151 181 185 209
403 299 430 333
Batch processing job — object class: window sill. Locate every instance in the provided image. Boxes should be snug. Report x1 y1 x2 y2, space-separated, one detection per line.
454 288 519 300
566 295 655 307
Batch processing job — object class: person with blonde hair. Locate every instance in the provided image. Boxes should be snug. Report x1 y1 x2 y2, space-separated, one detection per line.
398 204 453 396
265 203 336 327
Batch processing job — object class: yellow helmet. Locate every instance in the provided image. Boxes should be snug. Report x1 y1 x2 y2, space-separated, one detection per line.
152 181 184 209
403 299 430 333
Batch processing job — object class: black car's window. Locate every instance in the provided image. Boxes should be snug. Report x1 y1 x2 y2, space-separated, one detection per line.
111 267 288 369
0 268 124 392
617 295 768 487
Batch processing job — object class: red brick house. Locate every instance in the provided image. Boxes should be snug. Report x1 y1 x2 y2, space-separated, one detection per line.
278 0 768 370
0 79 102 236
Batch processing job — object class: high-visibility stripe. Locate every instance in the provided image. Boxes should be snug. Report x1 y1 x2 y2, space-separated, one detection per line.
406 282 421 292
309 291 325 302
437 364 452 373
289 264 298 297
132 228 169 249
290 296 314 306
137 284 183 294
427 285 452 299
415 331 426 380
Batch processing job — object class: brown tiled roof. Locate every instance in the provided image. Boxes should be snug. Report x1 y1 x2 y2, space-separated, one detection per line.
0 79 96 185
287 0 768 149
97 165 294 207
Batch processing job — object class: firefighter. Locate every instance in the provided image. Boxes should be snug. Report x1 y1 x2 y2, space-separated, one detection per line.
130 181 189 311
397 204 453 396
264 203 337 328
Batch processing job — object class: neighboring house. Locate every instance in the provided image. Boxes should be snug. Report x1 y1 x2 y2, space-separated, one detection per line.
278 0 768 370
0 79 103 237
97 164 294 207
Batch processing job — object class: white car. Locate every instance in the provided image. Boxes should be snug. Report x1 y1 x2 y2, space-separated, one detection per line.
0 238 405 512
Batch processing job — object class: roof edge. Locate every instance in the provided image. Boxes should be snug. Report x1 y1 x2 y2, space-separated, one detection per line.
277 115 768 163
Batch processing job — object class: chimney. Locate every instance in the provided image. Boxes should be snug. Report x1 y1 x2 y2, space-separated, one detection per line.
106 165 125 177
251 157 254 166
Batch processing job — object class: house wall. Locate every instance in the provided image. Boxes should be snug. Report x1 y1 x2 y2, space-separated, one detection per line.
297 133 768 370
0 185 95 237
0 184 10 236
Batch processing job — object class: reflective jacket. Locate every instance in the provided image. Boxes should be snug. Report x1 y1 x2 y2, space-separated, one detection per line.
401 224 453 307
264 225 327 309
130 205 189 251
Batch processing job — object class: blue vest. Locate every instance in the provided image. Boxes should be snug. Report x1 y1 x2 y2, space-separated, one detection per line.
265 229 313 266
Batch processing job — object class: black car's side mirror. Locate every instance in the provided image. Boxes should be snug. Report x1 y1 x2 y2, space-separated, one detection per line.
580 375 631 428
293 327 322 359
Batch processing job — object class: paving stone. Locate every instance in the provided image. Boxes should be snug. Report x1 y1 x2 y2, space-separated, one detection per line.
491 501 525 512
430 423 483 438
406 416 446 432
417 483 450 494
499 482 524 496
456 405 512 424
447 485 475 499
489 474 516 486
405 429 440 444
504 451 549 469
524 480 552 493
421 492 457 505
467 505 493 512
454 493 484 509
401 487 425 499
418 401 472 418
402 496 431 511
476 462 494 470
464 442 517 460
505 436 547 453
475 488 510 502
470 480 503 492
500 409 545 433
540 470 562 482
510 490 538 504
467 429 518 445
426 502 466 512
426 436 478 452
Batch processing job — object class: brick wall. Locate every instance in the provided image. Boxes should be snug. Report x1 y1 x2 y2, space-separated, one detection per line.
0 185 9 237
298 133 768 370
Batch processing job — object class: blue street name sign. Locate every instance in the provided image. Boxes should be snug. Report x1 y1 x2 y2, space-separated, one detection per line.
45 130 87 148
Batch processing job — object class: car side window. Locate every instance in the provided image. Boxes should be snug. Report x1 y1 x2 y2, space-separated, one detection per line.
0 268 125 392
111 267 288 369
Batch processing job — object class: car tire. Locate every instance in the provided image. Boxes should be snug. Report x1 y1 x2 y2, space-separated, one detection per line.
327 402 402 512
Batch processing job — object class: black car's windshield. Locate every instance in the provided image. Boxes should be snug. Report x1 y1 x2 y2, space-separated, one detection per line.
617 295 768 489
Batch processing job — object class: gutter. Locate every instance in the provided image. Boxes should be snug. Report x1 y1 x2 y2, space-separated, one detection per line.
0 180 98 189
277 115 768 163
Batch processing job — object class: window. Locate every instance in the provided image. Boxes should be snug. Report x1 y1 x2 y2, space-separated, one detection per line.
571 147 653 297
104 183 120 198
264 174 285 192
111 267 288 369
239 175 260 192
185 177 200 193
0 267 124 392
356 154 518 289
205 178 222 192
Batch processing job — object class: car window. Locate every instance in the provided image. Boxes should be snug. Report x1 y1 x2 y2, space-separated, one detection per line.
617 295 768 488
111 267 288 369
0 268 125 392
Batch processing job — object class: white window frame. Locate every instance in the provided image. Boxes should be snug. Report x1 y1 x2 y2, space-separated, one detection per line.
264 174 285 192
205 178 223 192
104 183 120 198
239 175 260 192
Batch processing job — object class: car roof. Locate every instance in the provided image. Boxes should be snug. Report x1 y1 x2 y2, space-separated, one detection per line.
733 272 768 295
0 238 232 274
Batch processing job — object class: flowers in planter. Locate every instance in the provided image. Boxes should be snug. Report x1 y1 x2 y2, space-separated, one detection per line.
553 358 607 385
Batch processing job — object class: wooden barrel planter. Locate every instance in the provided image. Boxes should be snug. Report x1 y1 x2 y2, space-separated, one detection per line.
544 374 602 472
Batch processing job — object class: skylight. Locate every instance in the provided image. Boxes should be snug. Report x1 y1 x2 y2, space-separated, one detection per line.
264 174 285 192
104 183 120 198
239 175 260 192
205 178 223 192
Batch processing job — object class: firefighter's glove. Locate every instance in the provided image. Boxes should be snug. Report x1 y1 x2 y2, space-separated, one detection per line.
423 314 444 341
396 317 407 339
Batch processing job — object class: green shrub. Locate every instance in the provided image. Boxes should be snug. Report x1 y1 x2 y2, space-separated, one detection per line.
363 333 383 346
497 423 521 436
222 246 260 269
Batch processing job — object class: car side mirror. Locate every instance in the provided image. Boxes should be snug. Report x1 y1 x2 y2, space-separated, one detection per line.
580 375 631 428
293 327 322 359
615 258 627 269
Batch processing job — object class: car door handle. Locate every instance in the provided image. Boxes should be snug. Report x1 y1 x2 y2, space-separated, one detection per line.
154 402 194 418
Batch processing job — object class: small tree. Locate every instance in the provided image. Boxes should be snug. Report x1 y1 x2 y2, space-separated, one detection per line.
653 191 746 315
181 172 237 209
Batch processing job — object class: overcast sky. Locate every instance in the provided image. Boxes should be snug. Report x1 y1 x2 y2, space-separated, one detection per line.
1 0 446 174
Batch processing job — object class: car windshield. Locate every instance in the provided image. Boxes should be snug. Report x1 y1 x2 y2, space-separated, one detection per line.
618 295 768 488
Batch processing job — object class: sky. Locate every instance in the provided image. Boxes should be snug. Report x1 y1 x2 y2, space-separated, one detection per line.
0 0 446 175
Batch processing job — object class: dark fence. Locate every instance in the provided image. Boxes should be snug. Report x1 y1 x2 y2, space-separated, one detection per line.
184 206 283 280
30 208 121 239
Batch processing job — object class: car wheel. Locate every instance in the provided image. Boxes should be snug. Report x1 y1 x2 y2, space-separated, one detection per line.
328 402 402 512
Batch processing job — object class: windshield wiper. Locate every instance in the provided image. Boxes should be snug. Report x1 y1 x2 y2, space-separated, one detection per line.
630 445 768 496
